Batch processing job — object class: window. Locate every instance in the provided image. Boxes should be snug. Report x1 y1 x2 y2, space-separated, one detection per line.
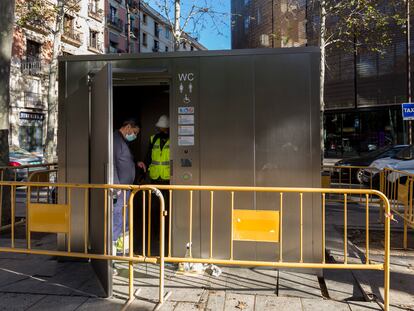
109 40 118 53
143 13 147 24
142 32 147 46
63 14 74 32
244 16 250 31
182 41 187 50
89 0 98 13
190 45 194 51
154 22 160 38
89 29 98 49
26 40 41 61
165 46 169 52
165 28 170 39
257 7 262 25
110 5 116 21
153 39 159 51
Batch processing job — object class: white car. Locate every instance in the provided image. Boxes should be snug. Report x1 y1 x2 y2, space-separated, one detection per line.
361 145 414 185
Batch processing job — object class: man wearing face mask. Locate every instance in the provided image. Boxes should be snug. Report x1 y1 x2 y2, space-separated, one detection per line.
113 119 145 254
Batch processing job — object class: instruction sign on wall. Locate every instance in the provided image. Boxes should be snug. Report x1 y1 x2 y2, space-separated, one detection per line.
178 136 195 146
178 114 194 125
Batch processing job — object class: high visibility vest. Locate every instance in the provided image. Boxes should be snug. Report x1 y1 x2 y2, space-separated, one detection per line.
149 135 170 180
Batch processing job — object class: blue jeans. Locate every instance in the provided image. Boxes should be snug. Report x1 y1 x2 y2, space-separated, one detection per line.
113 190 130 242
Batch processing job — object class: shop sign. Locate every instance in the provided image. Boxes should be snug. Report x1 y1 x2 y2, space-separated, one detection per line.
19 112 44 121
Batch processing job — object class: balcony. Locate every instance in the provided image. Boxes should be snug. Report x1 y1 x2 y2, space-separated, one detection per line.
20 58 47 76
107 14 124 32
62 28 83 47
88 4 103 22
88 37 103 54
24 92 44 109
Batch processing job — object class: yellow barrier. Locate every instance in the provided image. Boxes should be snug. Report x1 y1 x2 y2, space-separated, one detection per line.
0 164 58 225
0 181 391 310
0 181 169 310
151 184 391 311
380 168 414 249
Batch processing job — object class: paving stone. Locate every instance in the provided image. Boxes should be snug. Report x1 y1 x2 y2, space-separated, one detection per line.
324 269 364 301
206 290 225 311
0 293 45 311
278 271 322 298
75 297 126 311
167 287 205 303
255 296 302 311
224 293 255 311
301 298 350 311
27 295 88 311
348 301 382 311
223 267 277 295
174 301 205 311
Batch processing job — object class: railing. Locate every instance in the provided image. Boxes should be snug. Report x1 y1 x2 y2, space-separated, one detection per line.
88 3 103 21
20 59 47 76
0 181 169 310
62 28 83 46
380 168 414 249
107 15 123 32
88 37 102 53
151 184 391 310
0 180 391 310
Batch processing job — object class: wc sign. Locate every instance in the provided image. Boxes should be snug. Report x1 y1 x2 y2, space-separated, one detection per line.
402 103 414 120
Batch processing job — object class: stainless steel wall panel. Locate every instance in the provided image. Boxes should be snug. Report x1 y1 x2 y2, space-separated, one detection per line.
199 56 255 260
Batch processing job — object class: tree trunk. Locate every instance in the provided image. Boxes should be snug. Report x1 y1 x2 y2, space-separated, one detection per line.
44 1 64 163
320 0 326 162
174 0 181 51
0 0 15 225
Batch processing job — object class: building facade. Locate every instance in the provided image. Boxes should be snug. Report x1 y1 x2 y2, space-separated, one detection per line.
10 0 205 155
105 0 206 54
231 0 307 49
10 0 106 154
231 0 409 158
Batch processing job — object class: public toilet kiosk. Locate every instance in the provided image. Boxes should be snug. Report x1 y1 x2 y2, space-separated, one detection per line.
58 48 321 296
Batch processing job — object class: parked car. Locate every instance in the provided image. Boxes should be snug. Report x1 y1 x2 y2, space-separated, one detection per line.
334 145 409 183
7 146 43 181
361 145 414 188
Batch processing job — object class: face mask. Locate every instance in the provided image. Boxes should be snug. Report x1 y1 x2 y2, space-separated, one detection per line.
125 133 137 142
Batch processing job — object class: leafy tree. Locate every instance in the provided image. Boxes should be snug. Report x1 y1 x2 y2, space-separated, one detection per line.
16 0 81 162
307 0 405 155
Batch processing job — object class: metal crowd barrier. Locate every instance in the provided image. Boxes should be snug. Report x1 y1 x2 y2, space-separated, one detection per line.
0 181 169 310
380 168 414 249
0 163 58 227
323 164 413 251
153 185 391 311
0 181 391 310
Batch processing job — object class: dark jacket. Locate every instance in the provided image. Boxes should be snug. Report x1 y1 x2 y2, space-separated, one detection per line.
113 130 135 185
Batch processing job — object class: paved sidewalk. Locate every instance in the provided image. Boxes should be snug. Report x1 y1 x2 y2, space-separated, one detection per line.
0 198 412 310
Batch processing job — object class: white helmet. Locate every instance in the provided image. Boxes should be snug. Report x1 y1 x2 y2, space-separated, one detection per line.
156 115 169 128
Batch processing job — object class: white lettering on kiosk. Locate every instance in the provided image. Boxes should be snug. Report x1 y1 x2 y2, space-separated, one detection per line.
404 108 414 113
178 73 195 82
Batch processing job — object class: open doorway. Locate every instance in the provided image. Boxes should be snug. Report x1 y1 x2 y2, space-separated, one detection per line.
112 83 170 255
113 84 170 182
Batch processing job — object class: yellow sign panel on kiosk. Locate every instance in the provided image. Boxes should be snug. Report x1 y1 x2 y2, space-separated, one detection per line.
233 210 280 243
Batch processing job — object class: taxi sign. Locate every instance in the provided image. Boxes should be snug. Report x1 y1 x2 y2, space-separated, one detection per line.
402 103 414 120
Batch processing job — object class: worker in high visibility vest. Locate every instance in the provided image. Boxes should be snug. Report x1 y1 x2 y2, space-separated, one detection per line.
144 115 170 254
146 115 170 184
